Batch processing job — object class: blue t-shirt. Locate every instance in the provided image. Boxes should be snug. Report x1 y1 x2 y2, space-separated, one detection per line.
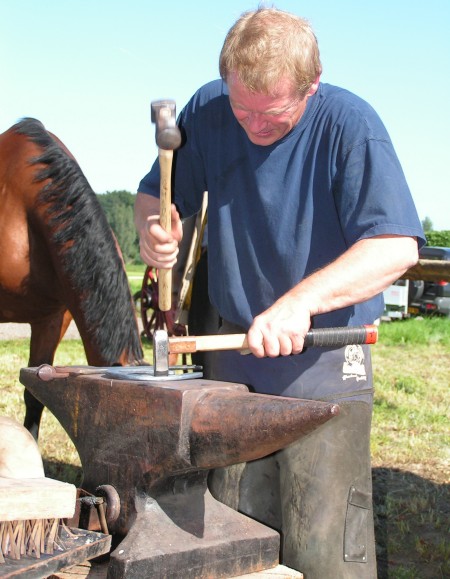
139 80 425 330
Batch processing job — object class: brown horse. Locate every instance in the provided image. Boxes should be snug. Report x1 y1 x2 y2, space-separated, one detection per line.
0 118 145 439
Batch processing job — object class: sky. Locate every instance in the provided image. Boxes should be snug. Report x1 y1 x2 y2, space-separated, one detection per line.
1 0 449 231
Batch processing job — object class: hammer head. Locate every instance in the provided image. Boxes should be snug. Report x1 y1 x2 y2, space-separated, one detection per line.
153 329 169 376
151 100 182 150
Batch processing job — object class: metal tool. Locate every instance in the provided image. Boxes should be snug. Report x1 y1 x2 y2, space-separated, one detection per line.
153 324 379 376
20 366 340 578
150 99 182 312
35 363 202 383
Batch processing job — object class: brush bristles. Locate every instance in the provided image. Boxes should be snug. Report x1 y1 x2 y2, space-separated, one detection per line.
0 518 66 562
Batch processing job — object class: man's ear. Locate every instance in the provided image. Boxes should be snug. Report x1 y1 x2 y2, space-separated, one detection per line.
307 75 321 96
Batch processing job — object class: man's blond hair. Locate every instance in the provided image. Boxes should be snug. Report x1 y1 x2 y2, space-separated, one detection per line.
219 7 322 98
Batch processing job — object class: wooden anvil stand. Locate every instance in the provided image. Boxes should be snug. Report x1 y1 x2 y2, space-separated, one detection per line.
20 368 339 579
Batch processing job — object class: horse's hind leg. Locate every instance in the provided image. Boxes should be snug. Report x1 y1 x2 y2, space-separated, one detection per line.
24 310 73 439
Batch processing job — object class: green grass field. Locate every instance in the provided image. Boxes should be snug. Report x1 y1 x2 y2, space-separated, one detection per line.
126 263 146 295
0 315 448 578
370 318 449 578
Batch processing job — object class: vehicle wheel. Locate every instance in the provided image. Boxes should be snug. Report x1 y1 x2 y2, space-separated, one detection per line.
408 280 424 303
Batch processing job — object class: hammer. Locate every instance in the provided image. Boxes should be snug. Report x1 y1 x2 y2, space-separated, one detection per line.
153 324 379 376
151 100 182 312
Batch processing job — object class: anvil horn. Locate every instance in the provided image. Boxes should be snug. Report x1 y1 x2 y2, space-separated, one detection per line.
189 391 339 468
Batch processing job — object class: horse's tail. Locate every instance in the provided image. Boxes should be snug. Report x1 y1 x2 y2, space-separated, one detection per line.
14 118 145 365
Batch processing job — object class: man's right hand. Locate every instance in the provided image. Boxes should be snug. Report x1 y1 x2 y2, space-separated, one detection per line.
134 192 183 268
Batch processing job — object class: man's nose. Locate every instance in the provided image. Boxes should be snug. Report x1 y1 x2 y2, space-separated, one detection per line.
247 112 268 131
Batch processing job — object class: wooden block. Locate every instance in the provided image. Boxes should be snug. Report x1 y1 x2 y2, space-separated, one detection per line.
234 565 304 578
50 562 303 578
0 477 76 521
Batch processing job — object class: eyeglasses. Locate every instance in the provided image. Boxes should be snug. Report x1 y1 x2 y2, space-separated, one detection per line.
230 98 300 120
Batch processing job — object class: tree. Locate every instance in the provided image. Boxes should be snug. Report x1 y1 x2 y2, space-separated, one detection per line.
421 216 433 232
419 217 450 247
97 191 141 263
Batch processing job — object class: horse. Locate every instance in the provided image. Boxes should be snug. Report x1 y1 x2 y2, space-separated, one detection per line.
0 118 146 439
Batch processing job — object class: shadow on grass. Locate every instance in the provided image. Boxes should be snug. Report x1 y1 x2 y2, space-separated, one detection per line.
373 467 449 579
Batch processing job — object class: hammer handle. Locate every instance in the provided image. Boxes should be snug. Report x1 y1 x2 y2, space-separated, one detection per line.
158 148 173 312
168 324 378 354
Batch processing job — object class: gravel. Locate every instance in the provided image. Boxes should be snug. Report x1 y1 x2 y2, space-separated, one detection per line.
0 321 81 340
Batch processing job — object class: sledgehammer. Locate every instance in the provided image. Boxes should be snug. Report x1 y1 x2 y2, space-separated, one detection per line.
153 325 378 376
151 100 182 312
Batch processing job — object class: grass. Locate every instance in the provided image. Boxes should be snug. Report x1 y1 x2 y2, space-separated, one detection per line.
0 339 90 484
125 263 145 276
125 262 146 295
371 317 449 578
372 318 449 476
0 315 448 578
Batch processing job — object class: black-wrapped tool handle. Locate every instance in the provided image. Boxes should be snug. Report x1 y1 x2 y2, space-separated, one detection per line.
304 324 378 348
169 324 378 354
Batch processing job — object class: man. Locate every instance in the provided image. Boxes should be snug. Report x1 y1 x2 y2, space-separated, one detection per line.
135 7 424 578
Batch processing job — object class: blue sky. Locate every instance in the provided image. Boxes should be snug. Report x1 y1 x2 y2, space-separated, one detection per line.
1 0 449 230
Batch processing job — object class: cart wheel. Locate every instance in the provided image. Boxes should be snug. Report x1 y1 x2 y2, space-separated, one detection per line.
95 484 121 525
140 267 187 340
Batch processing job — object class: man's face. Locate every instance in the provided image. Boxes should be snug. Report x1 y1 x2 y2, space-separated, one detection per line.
227 72 317 146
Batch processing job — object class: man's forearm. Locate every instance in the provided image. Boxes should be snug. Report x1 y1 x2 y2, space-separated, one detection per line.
287 235 419 317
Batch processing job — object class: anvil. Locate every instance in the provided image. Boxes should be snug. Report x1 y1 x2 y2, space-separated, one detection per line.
20 367 339 578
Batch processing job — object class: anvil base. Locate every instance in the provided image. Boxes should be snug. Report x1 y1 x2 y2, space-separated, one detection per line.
107 477 279 579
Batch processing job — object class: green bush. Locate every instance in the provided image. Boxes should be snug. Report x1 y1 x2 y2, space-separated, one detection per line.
424 230 450 247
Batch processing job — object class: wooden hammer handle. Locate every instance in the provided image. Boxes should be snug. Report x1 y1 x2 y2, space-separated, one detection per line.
168 325 378 354
158 148 173 312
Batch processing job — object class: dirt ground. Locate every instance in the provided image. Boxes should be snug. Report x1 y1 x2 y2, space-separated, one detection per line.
0 321 81 340
0 320 145 340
